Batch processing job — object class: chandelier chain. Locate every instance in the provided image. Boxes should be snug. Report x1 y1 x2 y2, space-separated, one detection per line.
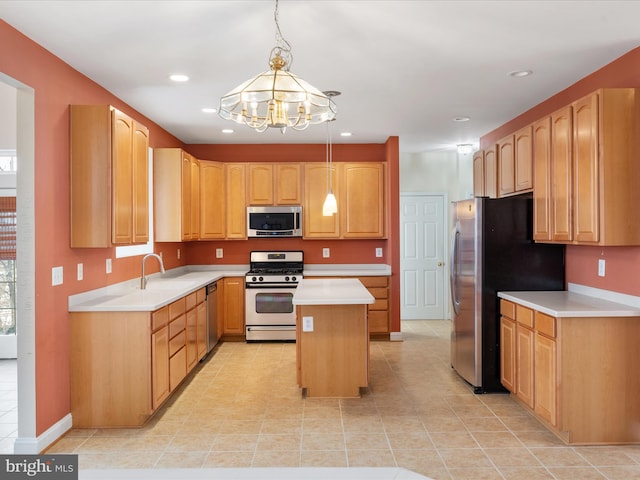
271 0 293 71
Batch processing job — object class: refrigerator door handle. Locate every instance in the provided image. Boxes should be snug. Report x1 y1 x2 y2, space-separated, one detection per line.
450 222 462 315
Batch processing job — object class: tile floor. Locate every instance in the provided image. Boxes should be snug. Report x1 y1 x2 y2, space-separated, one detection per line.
0 358 17 452
5 321 640 479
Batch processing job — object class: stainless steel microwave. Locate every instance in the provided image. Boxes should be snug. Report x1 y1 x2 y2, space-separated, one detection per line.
247 206 302 237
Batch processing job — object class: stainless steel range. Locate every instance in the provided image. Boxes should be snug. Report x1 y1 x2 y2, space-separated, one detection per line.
245 250 303 342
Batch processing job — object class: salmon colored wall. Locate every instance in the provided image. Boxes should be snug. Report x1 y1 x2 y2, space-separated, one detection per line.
0 20 186 436
480 46 640 297
1 19 401 437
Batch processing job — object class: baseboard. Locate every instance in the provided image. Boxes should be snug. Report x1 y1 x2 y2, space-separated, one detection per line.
390 331 402 341
13 413 72 454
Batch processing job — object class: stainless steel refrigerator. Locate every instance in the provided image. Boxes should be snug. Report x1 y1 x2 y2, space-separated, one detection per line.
450 193 565 393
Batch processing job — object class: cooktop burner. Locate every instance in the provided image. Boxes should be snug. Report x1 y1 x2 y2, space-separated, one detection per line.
246 250 304 286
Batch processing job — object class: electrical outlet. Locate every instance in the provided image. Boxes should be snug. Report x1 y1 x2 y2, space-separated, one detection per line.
598 258 606 277
375 247 383 257
177 248 181 260
216 248 223 258
77 263 83 281
52 266 63 286
106 258 112 274
302 316 314 332
322 247 330 258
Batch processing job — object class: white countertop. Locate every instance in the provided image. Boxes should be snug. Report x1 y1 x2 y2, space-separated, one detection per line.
68 267 246 312
498 290 640 317
304 264 391 277
293 278 375 305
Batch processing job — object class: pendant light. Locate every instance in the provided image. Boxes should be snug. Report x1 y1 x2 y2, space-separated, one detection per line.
322 110 338 216
218 0 337 133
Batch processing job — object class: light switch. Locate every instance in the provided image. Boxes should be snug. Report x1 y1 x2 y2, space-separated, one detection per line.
302 316 314 332
52 266 63 286
598 258 605 277
77 263 83 281
106 258 112 274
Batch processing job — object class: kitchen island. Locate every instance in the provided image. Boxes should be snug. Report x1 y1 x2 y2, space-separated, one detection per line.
293 278 374 397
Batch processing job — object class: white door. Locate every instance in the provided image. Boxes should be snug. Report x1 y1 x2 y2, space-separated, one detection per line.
400 193 446 320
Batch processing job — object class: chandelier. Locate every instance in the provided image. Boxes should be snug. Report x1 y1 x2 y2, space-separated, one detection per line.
218 0 337 133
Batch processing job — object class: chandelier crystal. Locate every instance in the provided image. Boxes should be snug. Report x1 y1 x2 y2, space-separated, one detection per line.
218 0 337 133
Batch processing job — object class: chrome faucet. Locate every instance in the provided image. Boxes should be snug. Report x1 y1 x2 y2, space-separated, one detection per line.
140 253 165 290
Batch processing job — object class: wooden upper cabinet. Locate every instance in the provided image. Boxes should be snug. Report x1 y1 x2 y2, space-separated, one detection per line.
483 145 498 198
275 164 302 205
550 105 573 242
199 161 225 239
572 92 599 243
247 163 302 205
498 126 533 198
472 150 485 197
303 163 339 238
342 163 385 238
225 163 247 239
247 164 273 205
498 134 515 196
533 116 552 241
154 148 199 242
70 105 149 247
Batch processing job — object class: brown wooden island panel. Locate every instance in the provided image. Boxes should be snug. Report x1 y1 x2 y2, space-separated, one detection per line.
296 304 369 397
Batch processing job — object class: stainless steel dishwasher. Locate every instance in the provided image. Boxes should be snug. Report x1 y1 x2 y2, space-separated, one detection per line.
206 281 219 352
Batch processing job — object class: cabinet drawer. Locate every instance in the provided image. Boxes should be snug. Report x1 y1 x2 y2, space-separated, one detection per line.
169 314 186 338
360 276 388 288
535 311 556 338
185 291 198 311
370 298 388 311
151 306 169 331
169 297 186 319
368 287 388 299
500 299 516 319
169 330 186 356
169 346 186 391
516 304 534 328
368 310 389 333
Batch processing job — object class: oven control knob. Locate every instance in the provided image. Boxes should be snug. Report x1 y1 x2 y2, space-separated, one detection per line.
259 276 263 282
285 276 290 282
291 276 297 282
251 276 257 282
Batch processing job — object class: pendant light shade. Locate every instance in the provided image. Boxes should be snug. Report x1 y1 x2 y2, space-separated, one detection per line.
218 0 336 133
322 109 338 216
322 192 337 216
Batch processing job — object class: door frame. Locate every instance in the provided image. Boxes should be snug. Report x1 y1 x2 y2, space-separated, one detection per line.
399 192 449 320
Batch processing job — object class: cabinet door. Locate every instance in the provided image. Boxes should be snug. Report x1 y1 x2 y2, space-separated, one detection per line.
111 109 134 244
472 150 485 197
535 333 557 426
533 117 552 241
342 163 385 238
572 92 599 243
247 164 273 205
225 164 247 239
186 307 197 372
181 152 192 241
275 164 302 204
484 145 498 198
550 106 573 242
223 277 245 335
151 325 170 410
500 316 516 393
515 125 533 192
498 134 515 196
199 161 225 239
516 324 535 408
132 122 149 243
303 163 339 238
190 158 200 240
196 300 207 360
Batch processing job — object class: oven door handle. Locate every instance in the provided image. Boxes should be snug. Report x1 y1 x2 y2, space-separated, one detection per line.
245 284 299 289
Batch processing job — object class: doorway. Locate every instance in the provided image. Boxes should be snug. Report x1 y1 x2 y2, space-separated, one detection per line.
0 74 36 453
400 193 448 320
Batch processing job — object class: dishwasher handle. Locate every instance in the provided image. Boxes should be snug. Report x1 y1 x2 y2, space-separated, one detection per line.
207 282 217 295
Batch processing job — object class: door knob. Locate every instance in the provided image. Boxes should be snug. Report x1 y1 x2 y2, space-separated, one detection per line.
437 261 443 267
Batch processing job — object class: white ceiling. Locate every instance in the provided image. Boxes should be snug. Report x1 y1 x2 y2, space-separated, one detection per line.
2 0 640 153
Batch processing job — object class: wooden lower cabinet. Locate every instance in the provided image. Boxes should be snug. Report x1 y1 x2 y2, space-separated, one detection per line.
70 288 207 428
221 277 245 339
500 298 640 444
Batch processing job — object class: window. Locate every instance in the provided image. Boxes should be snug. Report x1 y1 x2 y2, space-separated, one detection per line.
0 150 17 173
0 196 16 335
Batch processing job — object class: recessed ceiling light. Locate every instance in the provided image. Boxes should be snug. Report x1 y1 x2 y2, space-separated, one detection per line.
221 129 234 134
452 116 470 122
340 132 352 137
169 74 189 82
508 70 533 77
202 108 217 114
457 144 474 155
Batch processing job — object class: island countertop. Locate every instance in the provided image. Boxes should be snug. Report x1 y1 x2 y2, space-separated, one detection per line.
293 278 375 306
